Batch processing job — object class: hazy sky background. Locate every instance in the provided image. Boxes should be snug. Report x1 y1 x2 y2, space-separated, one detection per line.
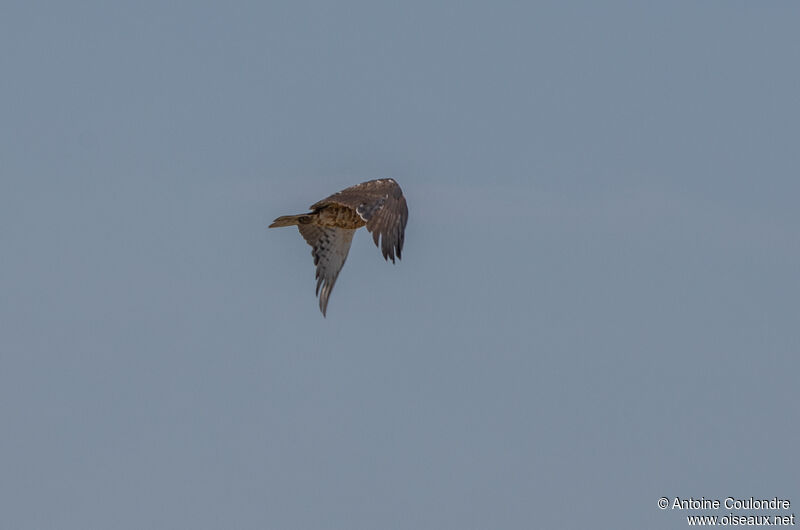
2 2 798 529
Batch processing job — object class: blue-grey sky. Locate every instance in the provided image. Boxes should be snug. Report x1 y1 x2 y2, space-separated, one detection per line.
2 2 798 529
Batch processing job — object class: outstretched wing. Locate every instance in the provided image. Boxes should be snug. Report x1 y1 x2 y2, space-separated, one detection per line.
311 178 408 263
297 225 356 317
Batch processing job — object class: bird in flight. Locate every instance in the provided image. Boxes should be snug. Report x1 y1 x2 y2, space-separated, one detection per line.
269 178 408 316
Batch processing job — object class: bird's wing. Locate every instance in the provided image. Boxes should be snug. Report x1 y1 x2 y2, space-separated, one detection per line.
311 178 408 263
297 225 356 317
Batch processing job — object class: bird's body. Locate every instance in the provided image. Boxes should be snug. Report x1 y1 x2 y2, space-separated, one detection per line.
269 178 408 316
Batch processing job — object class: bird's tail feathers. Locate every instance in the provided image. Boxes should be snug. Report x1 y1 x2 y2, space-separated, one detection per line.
269 214 312 228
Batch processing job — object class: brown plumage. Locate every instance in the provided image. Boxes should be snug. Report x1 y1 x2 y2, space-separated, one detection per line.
269 178 409 316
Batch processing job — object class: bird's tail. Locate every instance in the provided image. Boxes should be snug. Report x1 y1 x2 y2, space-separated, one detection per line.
269 213 312 228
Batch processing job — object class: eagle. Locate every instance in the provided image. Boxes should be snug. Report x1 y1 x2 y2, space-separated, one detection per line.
269 178 408 316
